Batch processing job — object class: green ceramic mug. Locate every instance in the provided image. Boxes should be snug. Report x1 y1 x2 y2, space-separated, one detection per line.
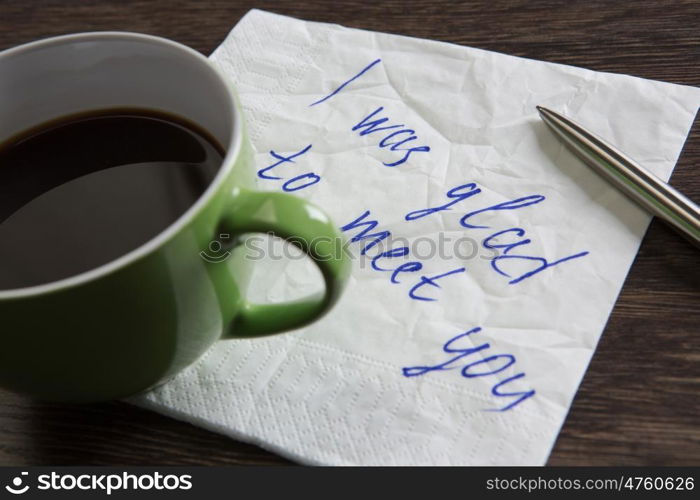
0 33 350 402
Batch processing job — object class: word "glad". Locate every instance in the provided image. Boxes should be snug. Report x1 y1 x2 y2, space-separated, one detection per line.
405 182 589 285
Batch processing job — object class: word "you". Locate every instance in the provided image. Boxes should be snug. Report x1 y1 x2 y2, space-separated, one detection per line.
403 326 535 412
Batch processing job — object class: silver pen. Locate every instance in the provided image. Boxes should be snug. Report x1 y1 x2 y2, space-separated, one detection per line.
537 106 700 248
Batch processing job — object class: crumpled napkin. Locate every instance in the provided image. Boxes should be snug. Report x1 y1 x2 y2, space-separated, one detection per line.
133 9 700 465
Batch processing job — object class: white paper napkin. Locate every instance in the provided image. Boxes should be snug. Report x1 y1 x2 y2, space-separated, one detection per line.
133 9 700 465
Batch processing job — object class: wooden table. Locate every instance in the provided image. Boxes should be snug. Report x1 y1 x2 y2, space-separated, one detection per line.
0 0 698 466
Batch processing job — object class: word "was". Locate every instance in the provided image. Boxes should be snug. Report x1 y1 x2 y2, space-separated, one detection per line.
352 107 431 167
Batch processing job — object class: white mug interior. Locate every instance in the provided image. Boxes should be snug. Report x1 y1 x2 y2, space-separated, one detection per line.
0 32 235 148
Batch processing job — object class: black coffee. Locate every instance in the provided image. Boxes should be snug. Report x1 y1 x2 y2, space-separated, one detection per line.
0 109 224 290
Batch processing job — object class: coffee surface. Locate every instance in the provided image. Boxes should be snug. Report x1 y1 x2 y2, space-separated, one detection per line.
0 110 224 290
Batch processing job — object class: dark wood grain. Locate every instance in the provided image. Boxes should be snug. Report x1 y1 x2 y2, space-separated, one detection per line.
0 0 698 466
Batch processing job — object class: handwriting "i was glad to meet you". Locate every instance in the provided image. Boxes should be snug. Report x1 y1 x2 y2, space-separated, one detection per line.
259 57 591 413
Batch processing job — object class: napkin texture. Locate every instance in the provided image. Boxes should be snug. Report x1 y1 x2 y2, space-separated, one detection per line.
134 10 700 465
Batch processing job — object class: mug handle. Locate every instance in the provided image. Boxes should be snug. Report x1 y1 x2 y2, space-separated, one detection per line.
217 187 350 338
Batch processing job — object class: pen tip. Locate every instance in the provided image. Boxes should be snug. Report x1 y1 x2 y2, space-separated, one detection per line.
535 105 545 114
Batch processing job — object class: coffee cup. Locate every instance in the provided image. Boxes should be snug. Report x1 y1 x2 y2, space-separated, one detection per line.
0 32 349 402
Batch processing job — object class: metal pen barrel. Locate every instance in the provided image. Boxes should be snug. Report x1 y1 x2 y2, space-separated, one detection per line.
537 106 700 248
